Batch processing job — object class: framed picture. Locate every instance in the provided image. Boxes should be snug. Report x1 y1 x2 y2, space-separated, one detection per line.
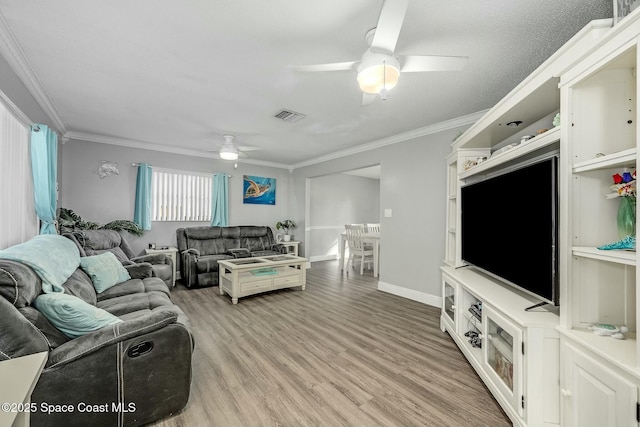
614 0 640 24
243 175 276 205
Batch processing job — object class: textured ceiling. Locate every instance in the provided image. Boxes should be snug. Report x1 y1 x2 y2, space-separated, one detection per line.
0 1 612 167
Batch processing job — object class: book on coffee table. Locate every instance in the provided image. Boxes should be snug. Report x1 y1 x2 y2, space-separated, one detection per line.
250 268 278 276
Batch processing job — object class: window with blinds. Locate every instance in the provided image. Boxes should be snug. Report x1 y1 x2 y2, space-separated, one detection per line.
152 169 212 222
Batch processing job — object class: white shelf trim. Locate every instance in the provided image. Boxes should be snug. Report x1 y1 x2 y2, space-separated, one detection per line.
573 148 637 173
459 126 561 180
572 246 636 266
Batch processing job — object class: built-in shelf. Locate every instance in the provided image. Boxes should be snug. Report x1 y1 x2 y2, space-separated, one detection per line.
460 336 483 359
572 246 636 266
573 148 637 173
459 126 561 180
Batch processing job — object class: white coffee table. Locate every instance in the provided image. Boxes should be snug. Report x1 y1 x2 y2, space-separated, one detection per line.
218 255 307 304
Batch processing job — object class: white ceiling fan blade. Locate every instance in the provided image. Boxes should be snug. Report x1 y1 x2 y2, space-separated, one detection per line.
370 0 409 54
361 93 377 106
293 61 359 72
401 55 469 72
237 146 262 152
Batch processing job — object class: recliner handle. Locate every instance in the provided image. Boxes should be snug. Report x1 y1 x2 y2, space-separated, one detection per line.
127 341 154 358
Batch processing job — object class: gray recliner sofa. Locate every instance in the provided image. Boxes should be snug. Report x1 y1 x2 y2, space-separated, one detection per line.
176 225 286 288
0 243 194 426
65 230 174 288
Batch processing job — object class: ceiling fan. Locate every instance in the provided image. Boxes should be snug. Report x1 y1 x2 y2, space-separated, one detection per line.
208 135 261 161
295 0 468 105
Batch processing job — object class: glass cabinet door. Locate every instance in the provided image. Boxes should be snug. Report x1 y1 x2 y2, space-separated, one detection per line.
443 281 456 327
483 306 523 416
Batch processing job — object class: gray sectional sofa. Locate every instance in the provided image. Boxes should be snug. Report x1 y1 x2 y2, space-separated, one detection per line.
176 225 286 288
0 236 193 427
65 230 174 288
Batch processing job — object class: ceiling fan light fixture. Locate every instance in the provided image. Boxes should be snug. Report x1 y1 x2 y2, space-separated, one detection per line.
357 51 400 94
219 146 239 161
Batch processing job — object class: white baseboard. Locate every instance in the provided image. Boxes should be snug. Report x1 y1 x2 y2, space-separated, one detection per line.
377 281 442 308
309 254 338 263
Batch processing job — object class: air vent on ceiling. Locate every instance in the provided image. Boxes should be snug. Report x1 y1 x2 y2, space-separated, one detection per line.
273 109 306 123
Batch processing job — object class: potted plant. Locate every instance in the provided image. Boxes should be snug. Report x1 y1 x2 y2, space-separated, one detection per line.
275 220 296 242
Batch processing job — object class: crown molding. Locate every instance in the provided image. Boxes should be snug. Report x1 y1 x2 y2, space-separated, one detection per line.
65 131 291 170
66 109 487 172
0 11 67 134
291 109 488 169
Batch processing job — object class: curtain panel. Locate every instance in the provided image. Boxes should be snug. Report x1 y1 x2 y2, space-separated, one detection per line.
134 162 152 230
0 104 37 248
211 172 228 226
30 124 58 235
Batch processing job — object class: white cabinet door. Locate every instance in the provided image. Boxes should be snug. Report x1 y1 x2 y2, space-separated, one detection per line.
562 341 637 427
483 306 523 416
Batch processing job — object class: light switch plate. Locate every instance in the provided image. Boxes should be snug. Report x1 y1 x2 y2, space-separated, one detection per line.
384 209 392 218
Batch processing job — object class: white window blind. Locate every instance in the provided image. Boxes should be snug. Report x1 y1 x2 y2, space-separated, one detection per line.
152 169 212 221
0 99 38 249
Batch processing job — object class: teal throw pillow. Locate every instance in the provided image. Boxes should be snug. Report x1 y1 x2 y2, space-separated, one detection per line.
33 293 122 338
80 252 131 293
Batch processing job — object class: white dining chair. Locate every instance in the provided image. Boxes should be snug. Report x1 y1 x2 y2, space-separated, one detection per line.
365 223 380 233
344 224 374 275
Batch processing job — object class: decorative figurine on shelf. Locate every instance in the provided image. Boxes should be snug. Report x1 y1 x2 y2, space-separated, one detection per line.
588 323 628 340
597 169 636 251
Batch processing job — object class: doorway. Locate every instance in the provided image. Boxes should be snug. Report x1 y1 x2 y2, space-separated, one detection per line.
304 165 381 263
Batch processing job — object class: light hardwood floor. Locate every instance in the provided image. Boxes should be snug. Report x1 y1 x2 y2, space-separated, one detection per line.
152 260 511 427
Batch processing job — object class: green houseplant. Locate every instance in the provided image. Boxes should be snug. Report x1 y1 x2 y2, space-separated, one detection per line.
275 219 296 242
58 207 144 236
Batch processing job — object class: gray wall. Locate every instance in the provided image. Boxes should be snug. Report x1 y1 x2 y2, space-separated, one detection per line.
293 129 458 305
0 53 56 130
60 139 294 255
308 173 380 261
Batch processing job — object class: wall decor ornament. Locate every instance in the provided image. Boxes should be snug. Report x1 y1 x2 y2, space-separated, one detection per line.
243 175 276 205
96 161 119 179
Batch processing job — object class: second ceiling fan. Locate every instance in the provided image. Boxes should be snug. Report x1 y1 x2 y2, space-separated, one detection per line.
295 0 468 105
210 135 261 161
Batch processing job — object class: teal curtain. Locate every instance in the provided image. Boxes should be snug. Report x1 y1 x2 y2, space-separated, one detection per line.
30 125 58 235
134 162 152 230
211 172 228 226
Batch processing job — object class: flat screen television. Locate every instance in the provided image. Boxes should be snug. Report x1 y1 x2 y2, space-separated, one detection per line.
460 156 559 306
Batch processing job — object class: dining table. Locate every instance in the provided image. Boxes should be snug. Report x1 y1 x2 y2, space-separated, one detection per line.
339 231 380 277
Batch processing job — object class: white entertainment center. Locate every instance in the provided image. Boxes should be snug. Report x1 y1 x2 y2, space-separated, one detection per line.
442 12 640 427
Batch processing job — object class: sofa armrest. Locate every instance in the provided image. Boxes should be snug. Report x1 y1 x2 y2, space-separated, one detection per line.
124 262 153 279
46 311 181 368
181 248 200 257
131 253 170 265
